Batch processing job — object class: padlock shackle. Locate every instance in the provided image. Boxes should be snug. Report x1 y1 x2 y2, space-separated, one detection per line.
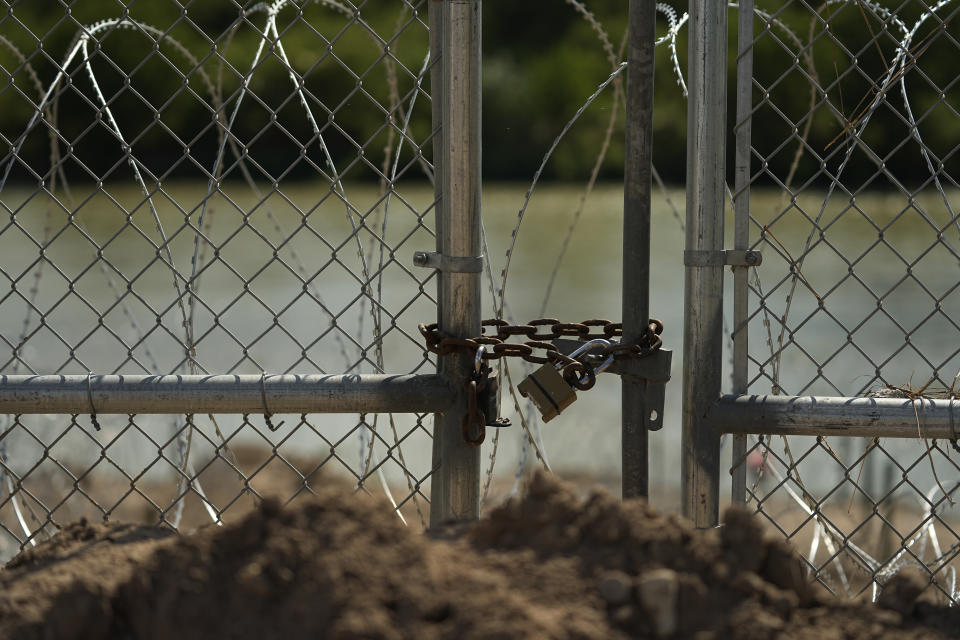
474 344 487 375
567 339 615 375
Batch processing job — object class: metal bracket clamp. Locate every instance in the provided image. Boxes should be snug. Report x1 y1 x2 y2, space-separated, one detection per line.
552 339 672 431
413 251 484 273
613 349 672 431
684 249 762 267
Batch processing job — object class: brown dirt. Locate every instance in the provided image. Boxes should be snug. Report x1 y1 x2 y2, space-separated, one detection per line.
0 471 958 640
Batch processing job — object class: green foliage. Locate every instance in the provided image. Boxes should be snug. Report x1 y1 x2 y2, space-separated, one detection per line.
1 2 957 186
482 3 627 180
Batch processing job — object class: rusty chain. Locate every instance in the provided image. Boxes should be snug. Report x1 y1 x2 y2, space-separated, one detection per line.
421 318 664 446
420 318 663 376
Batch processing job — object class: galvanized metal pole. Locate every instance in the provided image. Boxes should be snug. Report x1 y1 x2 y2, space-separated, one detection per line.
731 0 755 504
0 374 454 414
622 0 656 500
713 394 960 439
430 0 482 526
430 0 444 285
682 0 727 527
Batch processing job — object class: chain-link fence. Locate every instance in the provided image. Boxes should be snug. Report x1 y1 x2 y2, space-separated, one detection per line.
0 0 445 555
0 0 669 561
17 0 960 609
710 0 960 605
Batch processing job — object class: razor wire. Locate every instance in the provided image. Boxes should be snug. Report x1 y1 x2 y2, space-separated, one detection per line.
1 17 226 540
0 0 440 553
0 0 658 549
12 1 959 609
736 433 960 603
729 0 960 606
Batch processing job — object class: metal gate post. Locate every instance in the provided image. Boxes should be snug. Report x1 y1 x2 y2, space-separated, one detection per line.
430 0 483 526
731 0 755 504
622 0 656 499
430 0 444 306
681 0 727 526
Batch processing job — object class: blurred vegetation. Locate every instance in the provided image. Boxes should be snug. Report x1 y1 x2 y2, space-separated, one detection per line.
0 1 958 186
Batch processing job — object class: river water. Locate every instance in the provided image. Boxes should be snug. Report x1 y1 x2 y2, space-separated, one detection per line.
1 180 958 512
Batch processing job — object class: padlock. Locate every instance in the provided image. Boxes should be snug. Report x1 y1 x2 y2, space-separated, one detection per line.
478 366 498 418
517 362 578 422
473 347 511 428
517 339 615 422
478 367 511 428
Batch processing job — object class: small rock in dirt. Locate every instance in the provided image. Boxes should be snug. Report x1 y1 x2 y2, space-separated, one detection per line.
727 600 785 640
611 604 635 626
596 570 632 606
732 571 798 617
636 567 679 637
877 567 928 615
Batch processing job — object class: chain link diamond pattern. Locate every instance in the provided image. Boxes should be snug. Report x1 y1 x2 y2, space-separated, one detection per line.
0 0 439 555
736 0 960 604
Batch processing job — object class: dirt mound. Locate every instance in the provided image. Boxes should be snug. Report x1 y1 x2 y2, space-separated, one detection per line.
0 472 958 639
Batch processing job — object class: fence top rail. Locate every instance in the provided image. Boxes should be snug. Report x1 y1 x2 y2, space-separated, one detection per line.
0 374 453 415
713 394 960 439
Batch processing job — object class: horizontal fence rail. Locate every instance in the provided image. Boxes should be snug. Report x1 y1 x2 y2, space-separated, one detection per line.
0 374 454 415
714 395 960 439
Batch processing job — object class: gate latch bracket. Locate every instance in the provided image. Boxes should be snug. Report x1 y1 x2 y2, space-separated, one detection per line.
552 338 672 431
684 249 761 268
413 251 484 273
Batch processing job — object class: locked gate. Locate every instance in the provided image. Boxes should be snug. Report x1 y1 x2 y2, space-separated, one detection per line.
684 0 960 602
0 0 675 556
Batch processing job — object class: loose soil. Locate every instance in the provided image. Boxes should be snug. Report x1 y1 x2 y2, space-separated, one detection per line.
0 471 957 639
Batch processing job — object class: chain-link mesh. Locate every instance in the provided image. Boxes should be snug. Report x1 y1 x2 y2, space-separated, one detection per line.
732 434 960 603
0 0 439 557
734 0 960 603
0 411 435 556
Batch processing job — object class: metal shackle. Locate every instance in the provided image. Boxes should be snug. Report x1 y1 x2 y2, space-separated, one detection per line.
567 338 615 375
474 344 487 374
